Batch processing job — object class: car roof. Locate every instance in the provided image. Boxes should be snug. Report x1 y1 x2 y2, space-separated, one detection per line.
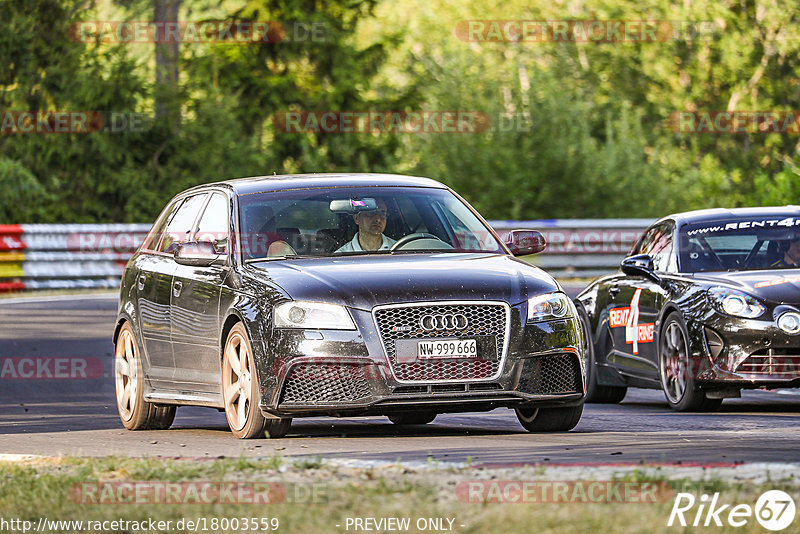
658 206 800 227
186 173 449 196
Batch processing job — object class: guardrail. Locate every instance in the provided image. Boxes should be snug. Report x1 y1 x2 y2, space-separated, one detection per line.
0 220 653 292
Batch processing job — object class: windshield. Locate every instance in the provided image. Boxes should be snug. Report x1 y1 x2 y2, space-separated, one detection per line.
680 217 800 272
237 186 504 261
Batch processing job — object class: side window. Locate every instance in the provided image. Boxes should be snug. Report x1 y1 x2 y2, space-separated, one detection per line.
157 193 208 253
195 193 230 252
641 224 675 272
141 198 184 251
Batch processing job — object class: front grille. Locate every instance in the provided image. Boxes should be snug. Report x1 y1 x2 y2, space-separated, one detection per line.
374 302 509 382
517 353 582 395
279 363 372 405
736 349 800 379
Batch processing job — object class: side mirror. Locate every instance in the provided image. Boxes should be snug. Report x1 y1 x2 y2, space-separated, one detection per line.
505 230 546 256
621 254 655 277
174 241 224 267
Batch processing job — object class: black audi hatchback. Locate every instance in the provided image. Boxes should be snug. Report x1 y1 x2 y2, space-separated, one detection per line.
114 174 585 438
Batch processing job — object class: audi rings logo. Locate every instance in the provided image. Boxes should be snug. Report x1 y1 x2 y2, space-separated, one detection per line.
419 313 468 331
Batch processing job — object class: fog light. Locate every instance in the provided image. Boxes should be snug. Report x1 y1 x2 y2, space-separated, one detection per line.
777 312 800 334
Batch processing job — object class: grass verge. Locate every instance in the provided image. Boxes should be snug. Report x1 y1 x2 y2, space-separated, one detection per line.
1 457 798 533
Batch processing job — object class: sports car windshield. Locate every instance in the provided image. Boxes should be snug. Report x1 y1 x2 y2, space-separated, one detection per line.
238 186 504 260
680 217 800 272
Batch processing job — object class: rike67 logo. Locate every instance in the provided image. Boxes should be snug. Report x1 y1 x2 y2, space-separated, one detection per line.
668 490 796 530
608 288 654 354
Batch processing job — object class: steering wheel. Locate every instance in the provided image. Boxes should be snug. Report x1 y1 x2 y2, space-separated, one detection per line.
390 233 445 251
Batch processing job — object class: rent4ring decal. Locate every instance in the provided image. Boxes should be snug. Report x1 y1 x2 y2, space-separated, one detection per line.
608 288 654 354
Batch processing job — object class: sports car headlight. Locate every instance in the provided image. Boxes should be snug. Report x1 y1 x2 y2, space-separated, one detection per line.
273 301 356 330
528 292 575 322
707 287 765 319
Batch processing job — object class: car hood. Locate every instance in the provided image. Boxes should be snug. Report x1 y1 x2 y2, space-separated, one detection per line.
246 253 559 310
691 269 800 304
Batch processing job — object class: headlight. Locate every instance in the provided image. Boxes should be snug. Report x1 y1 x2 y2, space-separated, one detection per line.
707 287 765 319
273 301 356 330
777 312 800 334
528 292 575 322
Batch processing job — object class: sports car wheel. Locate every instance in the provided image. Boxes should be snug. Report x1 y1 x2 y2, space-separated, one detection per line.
223 323 291 439
515 404 583 432
387 412 437 425
578 310 627 404
114 322 175 430
659 312 722 412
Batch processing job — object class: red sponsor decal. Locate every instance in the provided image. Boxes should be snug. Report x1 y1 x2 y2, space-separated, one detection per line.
754 276 800 289
607 288 653 354
0 357 103 379
609 307 631 328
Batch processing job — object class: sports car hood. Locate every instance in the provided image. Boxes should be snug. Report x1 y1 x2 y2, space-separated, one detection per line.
692 269 800 304
246 253 559 310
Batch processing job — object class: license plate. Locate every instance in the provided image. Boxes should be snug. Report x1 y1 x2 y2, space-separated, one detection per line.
417 339 477 359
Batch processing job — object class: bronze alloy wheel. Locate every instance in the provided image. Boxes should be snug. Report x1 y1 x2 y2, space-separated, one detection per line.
114 322 175 430
222 323 291 439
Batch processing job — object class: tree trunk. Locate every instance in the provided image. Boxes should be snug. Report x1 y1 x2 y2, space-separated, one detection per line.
154 0 181 128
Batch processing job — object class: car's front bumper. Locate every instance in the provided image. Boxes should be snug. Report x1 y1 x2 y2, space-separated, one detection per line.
257 311 585 418
687 314 800 388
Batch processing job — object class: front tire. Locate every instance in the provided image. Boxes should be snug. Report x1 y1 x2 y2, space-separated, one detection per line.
388 412 437 425
578 310 627 404
222 323 291 439
659 312 722 412
515 404 583 432
114 322 176 430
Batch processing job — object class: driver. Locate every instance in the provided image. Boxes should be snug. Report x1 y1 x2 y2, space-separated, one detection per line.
336 198 396 252
772 234 800 268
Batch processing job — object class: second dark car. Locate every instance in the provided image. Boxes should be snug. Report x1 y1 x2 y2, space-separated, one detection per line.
576 207 800 411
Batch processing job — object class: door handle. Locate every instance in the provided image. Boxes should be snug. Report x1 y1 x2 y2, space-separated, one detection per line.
173 280 183 298
138 274 146 291
608 287 621 298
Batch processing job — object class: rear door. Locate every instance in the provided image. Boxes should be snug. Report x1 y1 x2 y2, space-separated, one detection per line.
171 191 230 394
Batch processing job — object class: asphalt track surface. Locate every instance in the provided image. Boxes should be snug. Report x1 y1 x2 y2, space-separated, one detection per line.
1 293 799 466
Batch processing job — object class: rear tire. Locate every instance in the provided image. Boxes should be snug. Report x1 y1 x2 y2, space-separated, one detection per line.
388 412 437 425
578 310 627 404
114 322 176 430
659 312 722 412
223 323 292 439
515 404 583 432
